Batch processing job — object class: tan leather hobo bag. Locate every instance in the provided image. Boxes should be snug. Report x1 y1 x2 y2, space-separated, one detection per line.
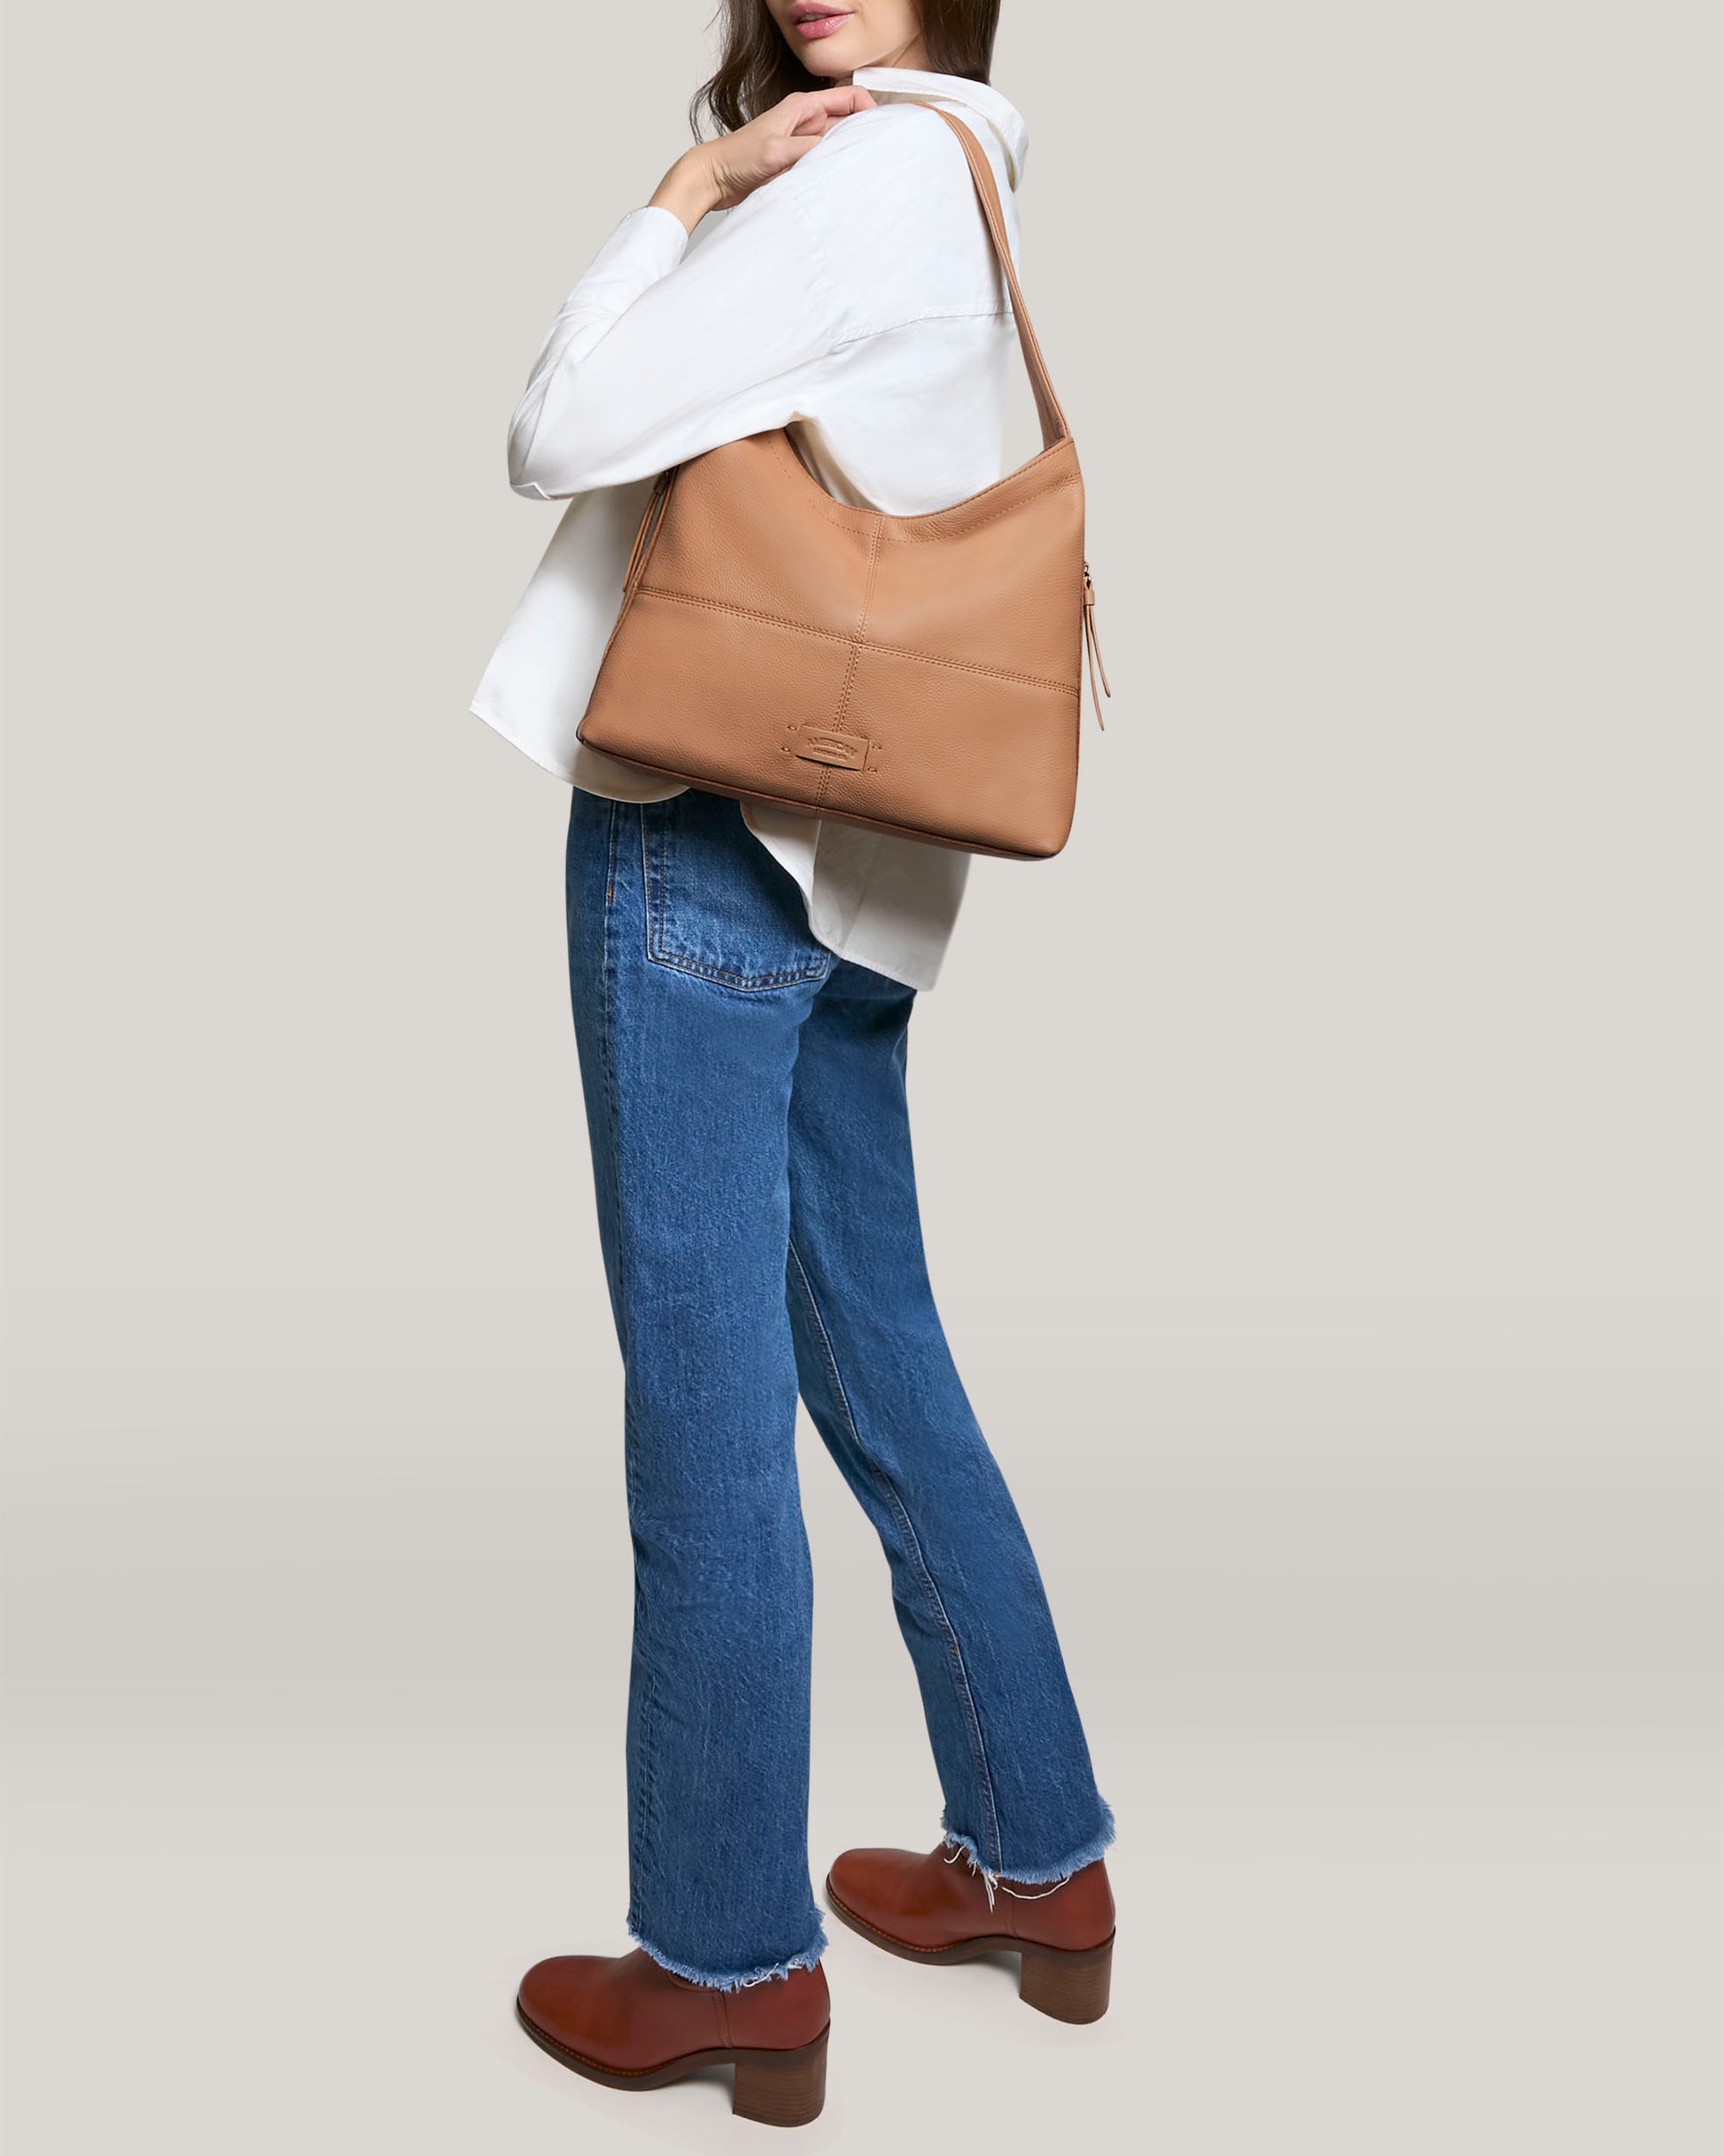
577 105 1109 861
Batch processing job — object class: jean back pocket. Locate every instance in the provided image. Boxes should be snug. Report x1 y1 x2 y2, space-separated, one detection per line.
642 792 834 992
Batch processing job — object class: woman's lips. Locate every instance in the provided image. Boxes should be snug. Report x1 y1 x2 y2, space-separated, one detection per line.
792 7 851 35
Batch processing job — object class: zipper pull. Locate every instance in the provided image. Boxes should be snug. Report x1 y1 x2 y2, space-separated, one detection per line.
1082 561 1112 729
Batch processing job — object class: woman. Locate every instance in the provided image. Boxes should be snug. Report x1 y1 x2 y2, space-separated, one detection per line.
474 0 1114 2126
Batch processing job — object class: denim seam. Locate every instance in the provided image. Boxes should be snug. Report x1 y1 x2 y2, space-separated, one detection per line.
609 804 659 1914
785 1239 1004 1873
942 1804 1117 1888
648 950 832 993
641 803 830 992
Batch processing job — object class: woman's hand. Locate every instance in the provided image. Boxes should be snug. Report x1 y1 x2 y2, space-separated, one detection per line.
648 86 876 234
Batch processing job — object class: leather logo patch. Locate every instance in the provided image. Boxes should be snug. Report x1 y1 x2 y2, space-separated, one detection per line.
795 727 870 771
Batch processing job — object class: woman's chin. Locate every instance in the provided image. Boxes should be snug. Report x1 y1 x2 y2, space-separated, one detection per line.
789 28 885 79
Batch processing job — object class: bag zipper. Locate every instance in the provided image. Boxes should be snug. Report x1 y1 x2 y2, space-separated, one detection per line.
623 466 677 599
1082 561 1112 728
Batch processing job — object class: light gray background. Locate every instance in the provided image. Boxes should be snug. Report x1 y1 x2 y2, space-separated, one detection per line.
4 1 1720 2150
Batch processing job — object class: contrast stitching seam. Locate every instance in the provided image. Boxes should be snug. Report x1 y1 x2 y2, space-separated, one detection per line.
824 515 883 807
641 800 828 990
832 516 881 729
633 588 1078 696
609 806 659 1905
644 805 667 960
648 951 829 992
786 1239 1003 1872
586 760 1053 855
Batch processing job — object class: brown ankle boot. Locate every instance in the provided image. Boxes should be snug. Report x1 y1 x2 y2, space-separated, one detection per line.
826 1844 1114 2023
516 1947 830 2127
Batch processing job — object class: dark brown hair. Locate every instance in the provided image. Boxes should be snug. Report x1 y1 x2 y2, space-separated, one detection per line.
690 1 1000 138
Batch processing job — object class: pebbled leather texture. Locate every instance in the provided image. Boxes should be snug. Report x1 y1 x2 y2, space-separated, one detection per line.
516 1948 830 2074
827 1844 1115 1954
579 108 1101 862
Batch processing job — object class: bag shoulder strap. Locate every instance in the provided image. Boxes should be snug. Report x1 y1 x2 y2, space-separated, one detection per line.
928 105 1071 452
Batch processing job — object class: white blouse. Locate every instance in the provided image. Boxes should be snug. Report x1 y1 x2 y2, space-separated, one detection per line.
470 67 1034 991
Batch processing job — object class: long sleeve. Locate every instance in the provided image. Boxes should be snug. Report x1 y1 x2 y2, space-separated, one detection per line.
508 183 845 502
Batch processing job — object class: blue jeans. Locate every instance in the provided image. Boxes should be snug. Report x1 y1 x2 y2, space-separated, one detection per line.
564 785 1113 1988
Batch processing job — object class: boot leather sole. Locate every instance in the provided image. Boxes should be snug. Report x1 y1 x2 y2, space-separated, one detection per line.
516 1998 830 2126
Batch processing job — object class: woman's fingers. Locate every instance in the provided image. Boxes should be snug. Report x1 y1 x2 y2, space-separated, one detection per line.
783 84 877 135
701 83 877 210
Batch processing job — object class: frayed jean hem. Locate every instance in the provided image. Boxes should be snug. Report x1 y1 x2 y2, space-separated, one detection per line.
627 1918 827 1992
941 1799 1116 1887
